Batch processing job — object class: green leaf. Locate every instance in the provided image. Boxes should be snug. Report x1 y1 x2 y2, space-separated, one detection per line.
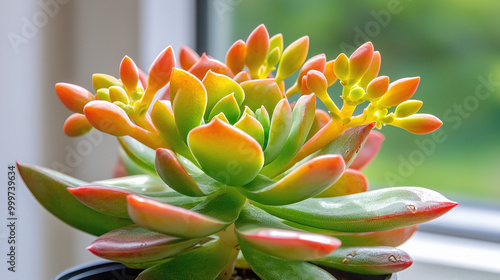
137 240 233 280
260 94 316 177
238 238 335 280
234 112 265 147
264 99 292 164
255 106 270 147
187 118 264 186
169 68 207 141
87 225 203 264
313 246 412 275
255 187 458 232
239 155 345 205
208 93 241 124
118 136 156 175
128 189 246 238
17 162 132 236
118 148 152 176
240 79 284 114
151 100 195 161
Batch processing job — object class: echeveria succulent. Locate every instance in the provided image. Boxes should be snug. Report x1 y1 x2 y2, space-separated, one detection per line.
18 24 456 279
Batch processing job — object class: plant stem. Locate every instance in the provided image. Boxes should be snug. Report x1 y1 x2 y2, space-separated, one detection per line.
216 224 240 280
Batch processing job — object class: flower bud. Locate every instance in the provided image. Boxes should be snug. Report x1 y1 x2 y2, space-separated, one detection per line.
63 113 93 137
365 76 389 100
84 100 135 136
275 36 309 82
395 100 423 118
377 77 420 108
226 39 247 74
358 51 381 89
147 46 175 93
55 83 95 114
92 73 121 92
245 24 269 76
324 60 338 86
391 113 442 134
269 33 283 55
333 53 349 82
349 86 365 101
266 47 281 68
95 88 110 101
348 42 374 84
179 46 200 70
119 56 139 93
109 86 129 104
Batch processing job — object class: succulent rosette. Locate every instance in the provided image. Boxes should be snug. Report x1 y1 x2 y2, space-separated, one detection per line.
18 25 456 279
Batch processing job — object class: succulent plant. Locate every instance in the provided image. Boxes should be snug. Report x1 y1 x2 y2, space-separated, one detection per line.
18 24 457 279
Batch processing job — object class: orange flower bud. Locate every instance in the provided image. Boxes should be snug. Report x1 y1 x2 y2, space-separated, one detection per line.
348 42 374 84
391 114 442 134
306 70 328 94
55 83 95 114
324 60 338 86
188 53 233 81
365 76 389 100
119 56 139 93
179 46 200 70
225 39 247 75
245 24 269 77
358 51 381 89
147 46 175 93
378 77 420 108
63 113 93 137
333 53 349 82
395 100 423 118
83 100 135 136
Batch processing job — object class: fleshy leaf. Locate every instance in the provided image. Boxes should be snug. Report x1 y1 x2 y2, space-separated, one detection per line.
234 112 265 147
315 168 368 198
87 225 203 264
155 148 212 196
377 77 420 108
255 187 458 232
146 46 175 93
84 100 135 136
136 240 232 280
306 110 331 141
187 118 264 186
350 130 385 170
240 155 345 205
55 83 95 114
208 93 241 124
264 99 292 164
245 24 269 77
169 68 207 141
238 228 341 261
203 70 244 119
285 54 326 97
260 94 316 177
179 46 200 70
226 39 247 74
240 79 283 114
151 100 194 161
255 106 270 147
118 136 157 175
17 162 132 236
313 246 413 275
118 148 154 176
63 113 93 137
275 36 310 82
188 53 233 80
324 60 338 86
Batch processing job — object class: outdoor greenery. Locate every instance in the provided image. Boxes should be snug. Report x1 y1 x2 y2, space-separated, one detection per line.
231 0 500 201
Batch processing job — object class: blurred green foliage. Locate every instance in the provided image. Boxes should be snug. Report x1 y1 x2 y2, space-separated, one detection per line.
231 0 500 201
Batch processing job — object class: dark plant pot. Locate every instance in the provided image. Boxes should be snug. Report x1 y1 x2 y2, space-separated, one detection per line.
54 261 397 280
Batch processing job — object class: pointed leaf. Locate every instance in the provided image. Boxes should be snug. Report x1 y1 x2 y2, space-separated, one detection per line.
155 148 212 196
245 24 269 77
359 51 381 89
226 39 247 74
187 118 264 186
120 56 140 92
255 187 458 232
275 36 310 82
313 246 413 275
350 130 385 170
255 106 270 147
203 70 244 119
55 83 95 114
234 112 265 147
240 79 283 114
179 46 200 70
137 240 232 280
264 99 292 164
306 109 331 141
188 53 233 80
17 162 132 236
260 94 316 177
378 77 420 108
151 100 194 160
315 168 368 198
146 46 175 93
87 225 203 264
240 155 345 205
169 68 207 140
238 228 341 261
208 93 241 124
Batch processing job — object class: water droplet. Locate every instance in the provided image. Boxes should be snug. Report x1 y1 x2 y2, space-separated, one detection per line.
389 255 397 263
406 205 417 213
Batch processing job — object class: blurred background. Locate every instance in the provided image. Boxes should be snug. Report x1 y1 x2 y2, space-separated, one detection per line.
1 0 499 279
